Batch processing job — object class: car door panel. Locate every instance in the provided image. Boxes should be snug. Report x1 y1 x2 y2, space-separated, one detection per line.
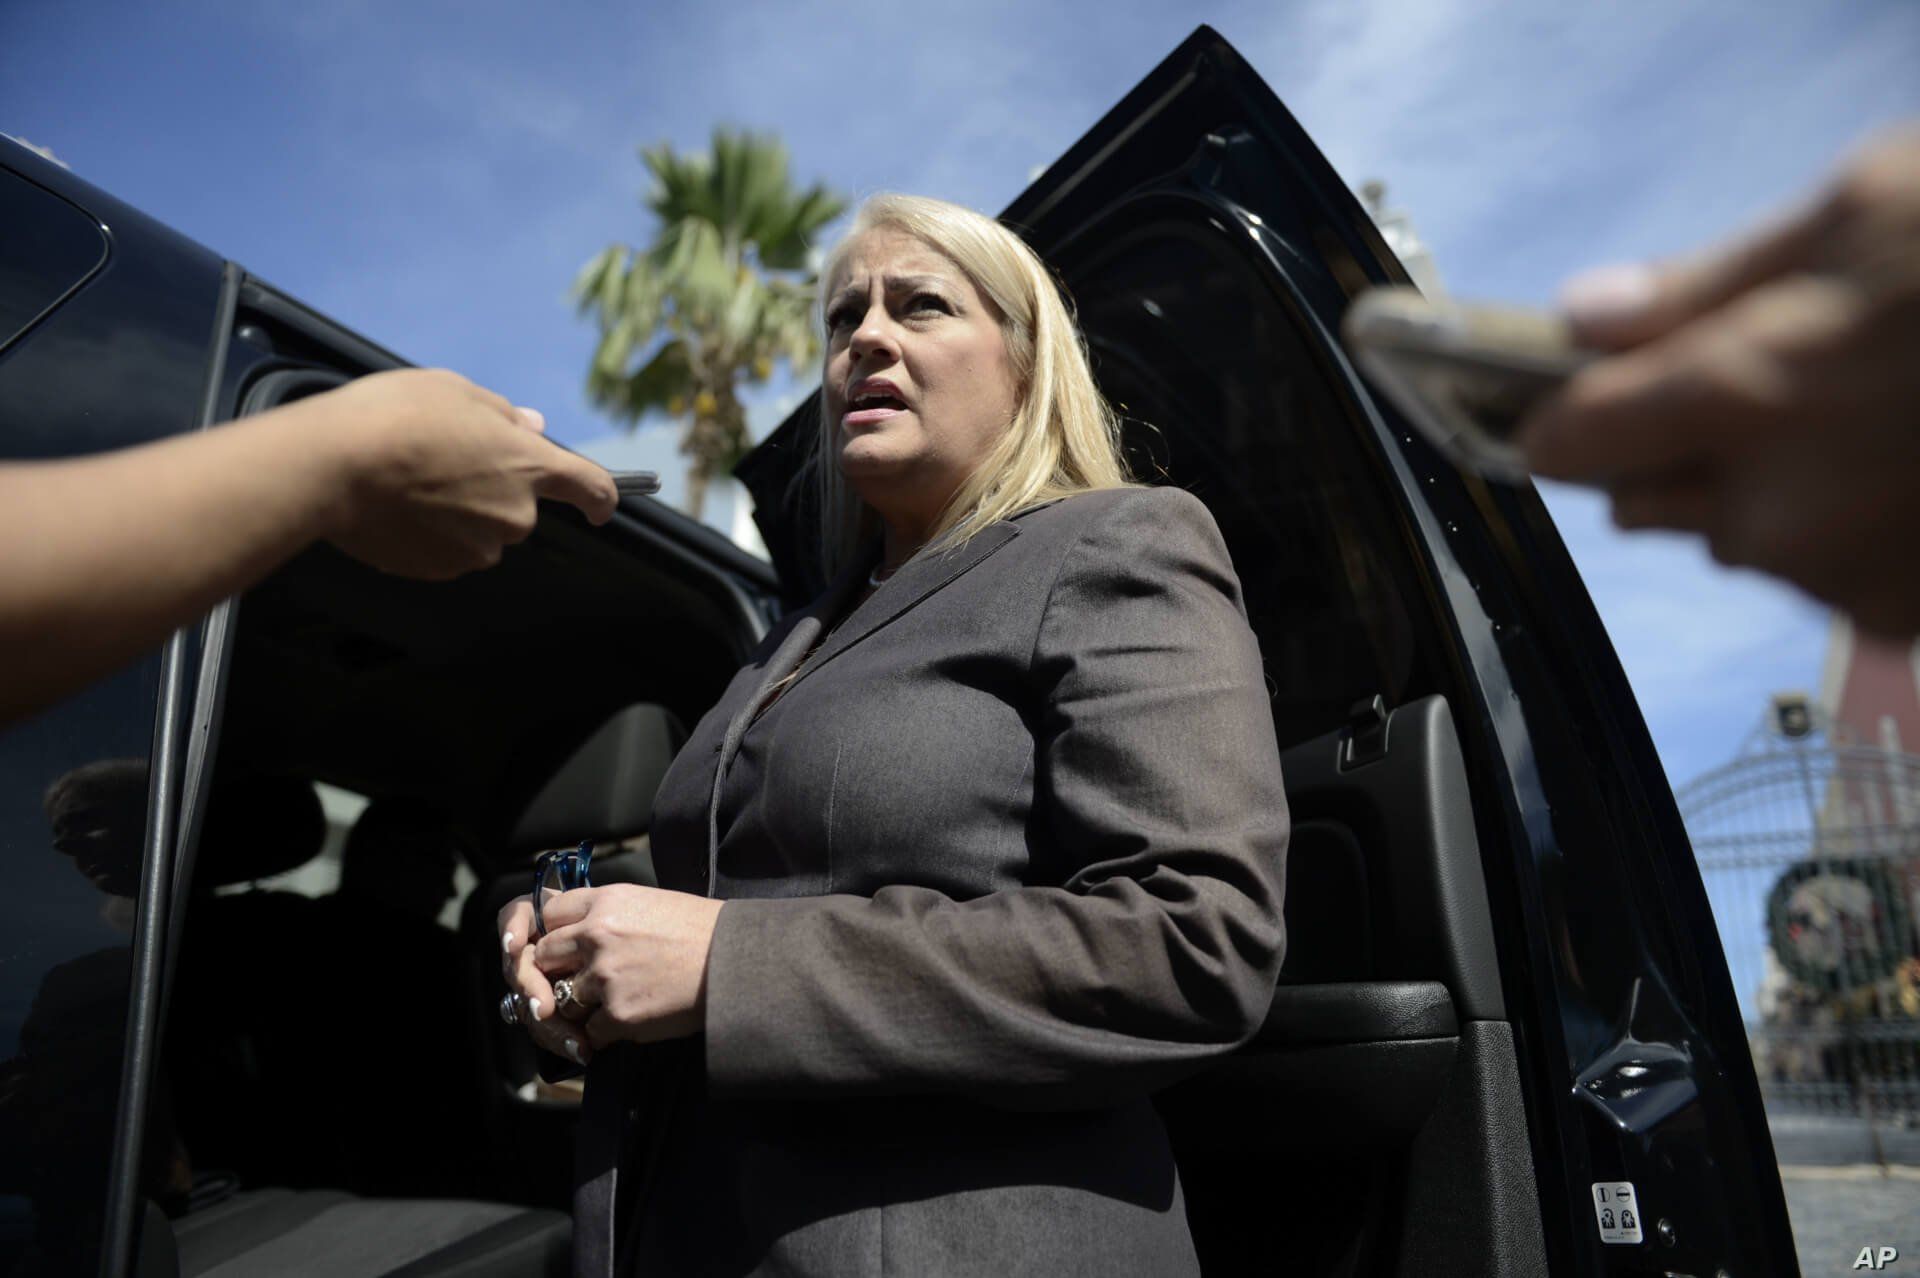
1163 981 1460 1157
1157 696 1545 1274
1006 31 1789 1278
1278 696 1504 1016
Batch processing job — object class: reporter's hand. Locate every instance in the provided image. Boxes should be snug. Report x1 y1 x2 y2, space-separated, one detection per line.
528 885 725 1050
299 368 619 580
1518 125 1920 636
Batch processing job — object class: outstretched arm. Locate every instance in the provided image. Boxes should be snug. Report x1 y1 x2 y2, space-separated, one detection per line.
0 368 618 725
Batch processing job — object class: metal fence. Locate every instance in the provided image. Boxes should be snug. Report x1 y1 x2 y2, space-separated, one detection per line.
1679 729 1920 1132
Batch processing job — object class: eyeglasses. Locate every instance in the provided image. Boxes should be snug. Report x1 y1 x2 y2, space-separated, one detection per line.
531 838 594 938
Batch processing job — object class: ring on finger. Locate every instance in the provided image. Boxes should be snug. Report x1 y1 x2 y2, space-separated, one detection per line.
553 977 590 1018
498 991 526 1026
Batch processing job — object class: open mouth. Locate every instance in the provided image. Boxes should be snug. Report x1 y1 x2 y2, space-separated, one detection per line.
843 388 909 425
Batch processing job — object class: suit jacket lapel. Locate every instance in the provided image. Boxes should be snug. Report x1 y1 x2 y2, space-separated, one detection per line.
701 614 818 897
700 520 1022 893
787 521 1022 694
700 554 870 895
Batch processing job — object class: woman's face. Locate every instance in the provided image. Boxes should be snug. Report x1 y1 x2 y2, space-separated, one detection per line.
822 227 1020 540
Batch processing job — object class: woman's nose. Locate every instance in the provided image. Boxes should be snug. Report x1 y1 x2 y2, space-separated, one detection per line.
849 307 899 361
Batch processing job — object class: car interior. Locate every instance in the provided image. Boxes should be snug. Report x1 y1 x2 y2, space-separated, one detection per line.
134 198 1552 1275
135 394 773 1275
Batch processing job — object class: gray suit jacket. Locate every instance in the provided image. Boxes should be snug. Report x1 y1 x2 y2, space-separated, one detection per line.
578 485 1289 1277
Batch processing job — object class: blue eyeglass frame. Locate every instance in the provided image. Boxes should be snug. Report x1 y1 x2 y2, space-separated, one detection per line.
531 838 594 937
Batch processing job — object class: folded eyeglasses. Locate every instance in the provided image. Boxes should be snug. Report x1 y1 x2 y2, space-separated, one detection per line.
531 838 594 938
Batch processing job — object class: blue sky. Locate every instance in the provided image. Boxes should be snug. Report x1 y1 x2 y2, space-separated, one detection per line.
5 0 1918 802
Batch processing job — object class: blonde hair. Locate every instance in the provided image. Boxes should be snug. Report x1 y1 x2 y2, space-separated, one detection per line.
804 194 1134 578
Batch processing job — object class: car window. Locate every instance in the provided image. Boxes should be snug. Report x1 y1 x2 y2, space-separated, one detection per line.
0 167 109 357
0 659 163 1274
1063 215 1440 746
209 782 477 930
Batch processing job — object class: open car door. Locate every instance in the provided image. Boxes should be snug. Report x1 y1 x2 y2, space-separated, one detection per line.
740 25 1796 1278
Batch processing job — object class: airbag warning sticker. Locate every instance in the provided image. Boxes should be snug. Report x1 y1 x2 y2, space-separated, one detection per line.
1591 1182 1644 1244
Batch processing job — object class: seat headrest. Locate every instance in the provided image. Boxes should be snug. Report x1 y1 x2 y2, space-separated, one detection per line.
342 797 454 862
196 775 329 886
507 703 685 856
339 796 459 909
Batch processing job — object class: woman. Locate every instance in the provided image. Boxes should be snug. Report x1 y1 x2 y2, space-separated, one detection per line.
500 195 1290 1276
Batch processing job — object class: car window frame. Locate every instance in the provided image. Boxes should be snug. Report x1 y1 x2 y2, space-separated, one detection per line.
0 156 113 360
98 261 245 1277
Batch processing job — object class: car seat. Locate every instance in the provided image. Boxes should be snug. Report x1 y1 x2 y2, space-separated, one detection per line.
457 703 684 1205
159 777 570 1277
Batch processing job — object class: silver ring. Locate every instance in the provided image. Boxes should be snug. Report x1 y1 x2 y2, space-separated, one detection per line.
499 992 525 1025
553 978 583 1015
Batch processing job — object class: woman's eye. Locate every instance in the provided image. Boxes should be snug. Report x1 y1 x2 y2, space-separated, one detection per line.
909 293 949 314
826 306 857 331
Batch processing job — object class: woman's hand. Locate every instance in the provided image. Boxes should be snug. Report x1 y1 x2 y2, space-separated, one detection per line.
497 894 592 1066
500 886 725 1057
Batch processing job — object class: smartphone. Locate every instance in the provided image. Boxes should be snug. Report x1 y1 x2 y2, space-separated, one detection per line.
1341 287 1598 482
609 470 661 498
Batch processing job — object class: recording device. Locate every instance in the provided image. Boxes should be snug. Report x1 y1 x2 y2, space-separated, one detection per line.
1341 287 1599 482
609 470 661 497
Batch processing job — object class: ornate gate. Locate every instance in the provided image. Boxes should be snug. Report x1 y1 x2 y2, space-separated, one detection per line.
1679 700 1920 1133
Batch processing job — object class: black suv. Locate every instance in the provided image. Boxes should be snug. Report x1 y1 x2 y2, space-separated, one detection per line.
0 27 1796 1278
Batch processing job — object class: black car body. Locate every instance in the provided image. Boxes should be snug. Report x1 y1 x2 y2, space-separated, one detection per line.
0 26 1796 1278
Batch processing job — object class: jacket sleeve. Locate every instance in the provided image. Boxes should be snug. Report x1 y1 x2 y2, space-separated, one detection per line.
702 487 1289 1106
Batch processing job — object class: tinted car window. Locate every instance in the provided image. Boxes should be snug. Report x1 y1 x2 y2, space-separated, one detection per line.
0 167 108 355
1064 216 1437 745
0 661 163 1275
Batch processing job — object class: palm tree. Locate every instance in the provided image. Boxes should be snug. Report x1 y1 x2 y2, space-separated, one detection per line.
574 129 845 519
